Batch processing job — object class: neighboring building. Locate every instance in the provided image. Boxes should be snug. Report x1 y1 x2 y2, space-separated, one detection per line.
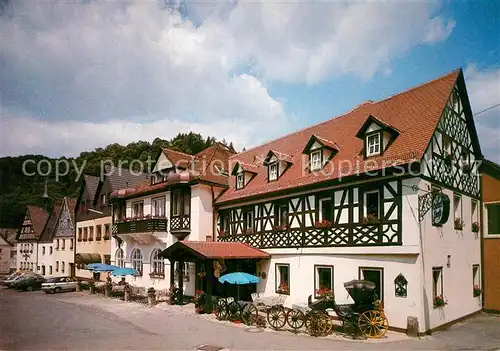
75 170 147 280
480 159 500 312
16 205 49 273
0 228 18 274
110 143 234 293
213 69 482 334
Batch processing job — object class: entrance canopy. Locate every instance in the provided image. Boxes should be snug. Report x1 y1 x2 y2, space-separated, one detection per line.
75 253 102 264
159 241 269 262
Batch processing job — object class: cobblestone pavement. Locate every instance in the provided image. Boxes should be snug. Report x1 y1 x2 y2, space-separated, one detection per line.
1 287 499 350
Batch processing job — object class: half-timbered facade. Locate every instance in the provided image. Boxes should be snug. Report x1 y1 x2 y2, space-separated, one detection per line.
16 205 49 273
110 143 234 292
215 69 483 334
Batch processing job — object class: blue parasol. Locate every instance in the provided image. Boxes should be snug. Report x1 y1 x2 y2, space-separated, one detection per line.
110 267 137 277
86 263 120 272
218 272 260 301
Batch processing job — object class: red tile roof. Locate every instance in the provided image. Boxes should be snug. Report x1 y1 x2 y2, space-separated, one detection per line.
170 241 270 259
216 69 460 204
26 205 49 238
39 201 64 243
232 161 259 175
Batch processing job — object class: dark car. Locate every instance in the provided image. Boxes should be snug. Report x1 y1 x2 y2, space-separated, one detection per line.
15 275 45 291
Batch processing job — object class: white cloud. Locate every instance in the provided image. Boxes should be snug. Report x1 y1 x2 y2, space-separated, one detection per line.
423 17 455 44
0 1 456 157
465 64 500 163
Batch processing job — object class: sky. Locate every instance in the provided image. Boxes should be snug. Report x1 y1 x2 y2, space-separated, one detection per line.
1 0 499 162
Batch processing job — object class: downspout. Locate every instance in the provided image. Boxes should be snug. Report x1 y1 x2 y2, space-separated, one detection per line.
479 173 485 310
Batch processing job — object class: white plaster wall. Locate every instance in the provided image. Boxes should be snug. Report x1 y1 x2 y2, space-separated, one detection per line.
75 217 112 279
17 243 39 272
189 185 214 242
53 240 75 277
38 243 54 276
401 178 422 247
256 254 421 331
419 179 482 331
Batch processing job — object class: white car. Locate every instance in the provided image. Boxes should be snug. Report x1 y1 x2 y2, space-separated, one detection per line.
42 277 77 294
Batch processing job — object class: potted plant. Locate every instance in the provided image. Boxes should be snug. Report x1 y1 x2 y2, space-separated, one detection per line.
242 228 253 235
361 214 379 225
473 285 482 297
434 295 447 307
219 230 226 237
454 217 464 230
315 220 332 229
277 282 289 294
272 224 288 232
194 290 206 313
166 285 178 305
472 221 480 233
316 287 334 300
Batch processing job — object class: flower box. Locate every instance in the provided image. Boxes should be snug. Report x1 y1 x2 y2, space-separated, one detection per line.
242 228 254 235
315 220 332 229
277 282 289 294
361 214 379 225
316 288 334 300
472 222 480 233
434 295 447 307
454 218 464 230
149 272 165 279
272 225 288 232
473 285 482 297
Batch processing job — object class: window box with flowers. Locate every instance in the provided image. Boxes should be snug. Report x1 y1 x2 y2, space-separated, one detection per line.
219 230 226 237
473 285 482 297
454 218 464 230
277 282 289 295
361 214 379 225
472 222 480 233
315 220 332 229
167 285 179 305
242 228 253 235
272 225 288 232
149 272 165 279
316 288 334 300
433 295 447 308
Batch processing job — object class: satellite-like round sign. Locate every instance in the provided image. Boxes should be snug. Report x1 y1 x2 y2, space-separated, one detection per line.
432 193 450 226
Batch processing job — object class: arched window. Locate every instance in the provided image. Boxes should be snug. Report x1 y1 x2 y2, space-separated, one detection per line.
116 248 124 268
150 249 165 277
131 249 143 276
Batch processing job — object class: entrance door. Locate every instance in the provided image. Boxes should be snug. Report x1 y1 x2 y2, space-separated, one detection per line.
359 267 384 301
69 263 75 277
42 266 46 276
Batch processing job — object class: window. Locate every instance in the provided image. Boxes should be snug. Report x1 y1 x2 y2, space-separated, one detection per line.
471 200 478 225
487 204 500 235
70 239 73 250
151 249 165 276
83 227 88 241
42 246 45 255
236 173 245 189
473 264 480 296
314 265 333 298
310 150 322 171
56 261 59 272
49 246 53 255
245 211 254 232
319 198 333 222
443 134 452 154
269 163 278 181
49 266 52 275
432 267 443 301
89 226 94 241
172 192 181 216
116 248 124 268
131 249 143 276
222 216 230 235
104 224 110 240
56 239 59 250
132 201 144 218
360 267 384 301
152 197 166 217
394 273 408 298
61 239 65 250
96 225 102 241
78 228 82 241
41 266 45 276
174 262 190 281
366 133 381 156
276 264 290 295
454 194 463 230
278 205 288 227
365 190 380 218
61 261 65 273
183 192 190 216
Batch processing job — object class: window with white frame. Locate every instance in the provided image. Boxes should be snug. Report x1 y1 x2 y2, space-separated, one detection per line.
278 205 288 227
310 150 322 171
276 264 290 295
132 201 144 218
366 133 381 156
364 190 380 219
131 249 143 276
245 211 254 232
42 246 45 255
56 261 59 272
269 163 278 181
183 192 190 215
432 267 443 300
236 172 245 189
49 246 53 255
151 249 165 276
319 198 333 222
61 239 65 250
454 194 463 230
315 265 333 298
49 266 52 275
487 204 500 235
471 199 479 226
152 197 165 217
61 261 65 273
473 264 480 289
115 248 124 268
70 239 73 250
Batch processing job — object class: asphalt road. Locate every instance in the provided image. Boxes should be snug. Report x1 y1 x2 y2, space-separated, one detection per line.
1 287 499 350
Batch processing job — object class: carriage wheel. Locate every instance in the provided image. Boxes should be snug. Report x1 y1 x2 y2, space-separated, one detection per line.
286 309 305 330
241 303 258 325
214 299 228 320
358 310 389 338
267 306 286 330
319 312 333 335
227 301 242 322
305 311 322 336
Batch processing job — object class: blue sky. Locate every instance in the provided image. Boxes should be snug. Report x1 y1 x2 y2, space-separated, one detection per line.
0 1 499 161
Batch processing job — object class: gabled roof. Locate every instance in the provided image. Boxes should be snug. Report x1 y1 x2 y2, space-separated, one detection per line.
481 159 500 180
26 205 49 238
161 148 194 169
160 241 270 260
65 197 77 224
302 135 340 153
231 161 259 175
103 165 149 192
355 114 401 139
83 175 100 201
216 69 463 205
39 200 63 243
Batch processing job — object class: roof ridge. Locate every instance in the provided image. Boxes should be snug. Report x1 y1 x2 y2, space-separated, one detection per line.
162 147 194 158
232 68 461 159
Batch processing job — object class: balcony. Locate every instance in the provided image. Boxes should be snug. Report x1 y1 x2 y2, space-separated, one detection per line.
112 217 168 244
170 215 190 240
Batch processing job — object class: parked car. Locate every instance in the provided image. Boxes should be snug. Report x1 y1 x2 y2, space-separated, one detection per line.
4 273 30 288
15 275 45 291
1 272 22 285
42 277 77 294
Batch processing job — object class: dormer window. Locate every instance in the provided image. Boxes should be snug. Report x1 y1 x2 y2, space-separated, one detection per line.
236 173 244 189
366 134 381 157
269 163 278 181
310 150 322 171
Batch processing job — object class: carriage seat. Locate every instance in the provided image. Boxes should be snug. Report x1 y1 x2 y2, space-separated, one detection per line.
336 304 354 319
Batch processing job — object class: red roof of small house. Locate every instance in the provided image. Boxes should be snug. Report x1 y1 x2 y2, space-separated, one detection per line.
26 205 50 238
232 161 259 175
161 241 270 260
216 69 464 205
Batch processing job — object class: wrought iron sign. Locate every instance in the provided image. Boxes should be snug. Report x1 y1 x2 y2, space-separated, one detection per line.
418 191 450 226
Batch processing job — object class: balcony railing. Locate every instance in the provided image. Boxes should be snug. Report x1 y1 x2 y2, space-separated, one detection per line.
170 215 190 239
113 217 168 235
